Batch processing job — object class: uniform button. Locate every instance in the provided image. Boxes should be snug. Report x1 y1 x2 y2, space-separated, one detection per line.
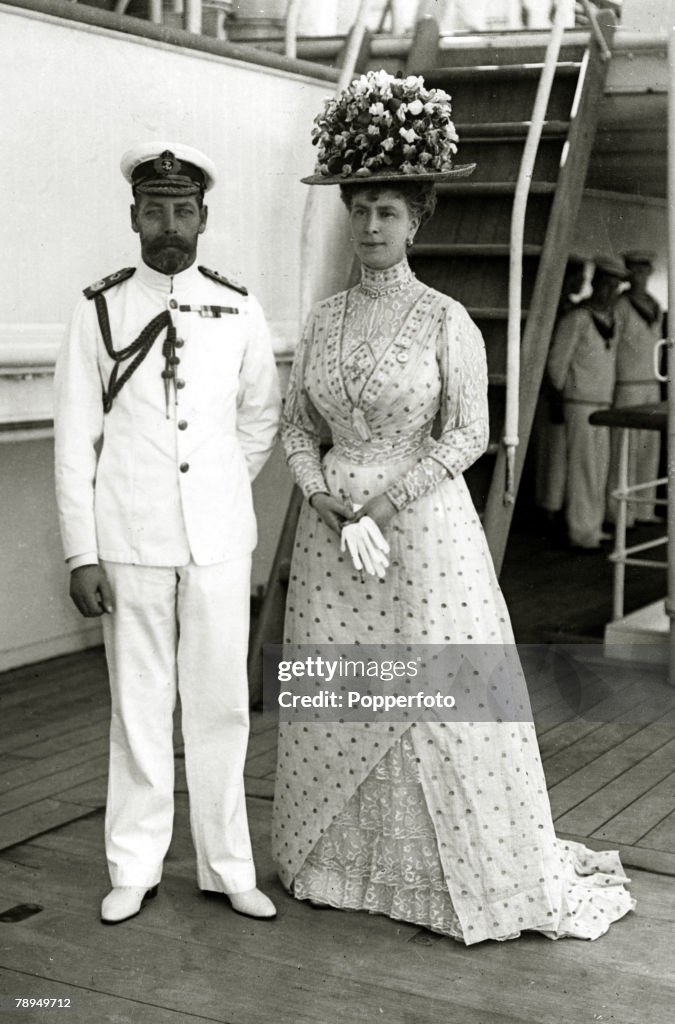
178 419 188 431
176 378 186 389
169 299 178 309
180 462 190 473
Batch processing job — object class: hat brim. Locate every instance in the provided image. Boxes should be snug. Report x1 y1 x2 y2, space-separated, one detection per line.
301 163 476 186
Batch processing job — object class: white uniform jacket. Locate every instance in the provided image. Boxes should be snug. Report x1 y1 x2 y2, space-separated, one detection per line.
54 261 281 566
547 305 616 406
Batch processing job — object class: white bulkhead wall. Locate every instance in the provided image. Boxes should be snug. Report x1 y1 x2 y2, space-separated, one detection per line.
0 6 350 669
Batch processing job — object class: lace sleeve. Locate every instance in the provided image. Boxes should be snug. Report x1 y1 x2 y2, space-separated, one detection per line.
281 311 328 501
385 303 489 511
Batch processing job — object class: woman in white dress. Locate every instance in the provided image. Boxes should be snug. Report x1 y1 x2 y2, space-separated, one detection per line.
272 71 634 944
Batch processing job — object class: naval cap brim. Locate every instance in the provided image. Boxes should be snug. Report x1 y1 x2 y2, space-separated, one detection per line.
121 141 216 193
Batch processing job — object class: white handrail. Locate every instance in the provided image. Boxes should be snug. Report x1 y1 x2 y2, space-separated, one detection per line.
503 3 567 504
285 0 303 60
667 0 675 681
185 0 202 35
580 0 612 62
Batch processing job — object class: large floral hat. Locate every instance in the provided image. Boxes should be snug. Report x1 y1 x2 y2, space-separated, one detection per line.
302 69 475 186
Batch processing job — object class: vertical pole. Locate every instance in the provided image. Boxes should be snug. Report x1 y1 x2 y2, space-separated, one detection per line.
613 427 629 622
185 0 202 33
285 0 302 59
148 0 163 24
668 1 675 683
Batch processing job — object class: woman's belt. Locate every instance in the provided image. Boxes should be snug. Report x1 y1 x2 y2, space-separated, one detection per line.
331 427 430 465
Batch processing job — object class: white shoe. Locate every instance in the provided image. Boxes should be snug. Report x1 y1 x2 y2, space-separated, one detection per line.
100 885 158 925
227 888 277 920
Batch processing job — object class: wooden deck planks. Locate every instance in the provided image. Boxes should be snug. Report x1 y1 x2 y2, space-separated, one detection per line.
20 719 110 760
0 970 205 1024
55 776 108 809
0 705 110 758
0 739 108 800
244 745 278 780
553 734 675 834
0 751 109 816
639 807 675 852
0 796 673 1024
0 799 101 851
592 770 675 846
542 715 671 790
1 646 674 869
548 724 675 817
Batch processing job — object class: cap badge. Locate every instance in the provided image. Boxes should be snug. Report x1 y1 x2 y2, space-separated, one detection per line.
155 150 182 176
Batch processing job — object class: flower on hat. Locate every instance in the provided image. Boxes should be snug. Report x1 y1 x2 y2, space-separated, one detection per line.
310 70 459 180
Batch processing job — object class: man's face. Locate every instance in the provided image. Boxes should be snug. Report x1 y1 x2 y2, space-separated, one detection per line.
131 193 207 275
594 272 623 311
628 263 652 292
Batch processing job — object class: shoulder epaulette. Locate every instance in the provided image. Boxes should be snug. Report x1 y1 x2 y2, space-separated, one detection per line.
198 265 248 296
83 267 136 300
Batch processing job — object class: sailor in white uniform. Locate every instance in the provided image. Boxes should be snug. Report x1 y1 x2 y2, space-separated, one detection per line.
54 142 281 924
547 256 627 550
608 250 664 525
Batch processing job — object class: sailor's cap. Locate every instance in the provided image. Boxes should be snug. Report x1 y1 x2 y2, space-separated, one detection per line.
593 255 629 280
120 141 216 196
621 249 656 267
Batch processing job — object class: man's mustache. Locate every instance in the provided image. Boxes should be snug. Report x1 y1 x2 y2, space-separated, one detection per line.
146 236 192 252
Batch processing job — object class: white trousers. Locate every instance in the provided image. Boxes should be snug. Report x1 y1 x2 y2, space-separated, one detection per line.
101 557 256 893
564 403 610 548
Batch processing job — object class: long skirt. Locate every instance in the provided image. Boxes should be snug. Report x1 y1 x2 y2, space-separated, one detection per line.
272 448 635 944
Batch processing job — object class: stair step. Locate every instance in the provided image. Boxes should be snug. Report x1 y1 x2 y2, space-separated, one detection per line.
456 121 569 140
436 41 587 69
437 181 556 196
412 243 542 259
423 62 582 83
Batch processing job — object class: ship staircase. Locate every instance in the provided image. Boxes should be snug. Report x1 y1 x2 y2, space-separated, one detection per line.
248 12 617 699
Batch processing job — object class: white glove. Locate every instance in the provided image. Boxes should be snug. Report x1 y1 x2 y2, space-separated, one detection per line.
341 516 390 578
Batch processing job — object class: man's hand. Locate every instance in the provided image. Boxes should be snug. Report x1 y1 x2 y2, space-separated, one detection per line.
309 492 354 536
69 564 114 617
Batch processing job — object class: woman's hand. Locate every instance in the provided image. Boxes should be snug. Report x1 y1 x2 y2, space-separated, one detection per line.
348 493 397 533
309 492 354 535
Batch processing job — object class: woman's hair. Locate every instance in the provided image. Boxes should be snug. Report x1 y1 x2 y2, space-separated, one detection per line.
339 181 437 227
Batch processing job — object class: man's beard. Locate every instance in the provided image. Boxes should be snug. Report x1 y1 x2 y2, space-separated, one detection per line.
143 238 194 275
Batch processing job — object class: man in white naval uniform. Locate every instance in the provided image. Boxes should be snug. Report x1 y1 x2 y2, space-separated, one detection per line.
54 142 281 924
607 250 664 525
547 256 627 550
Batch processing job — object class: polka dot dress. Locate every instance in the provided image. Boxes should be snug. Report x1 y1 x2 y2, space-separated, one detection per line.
272 262 635 944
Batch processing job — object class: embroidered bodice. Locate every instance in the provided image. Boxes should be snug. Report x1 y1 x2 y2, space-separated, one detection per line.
282 261 489 509
342 262 425 407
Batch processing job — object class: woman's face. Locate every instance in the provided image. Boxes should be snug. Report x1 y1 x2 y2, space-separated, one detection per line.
348 189 419 271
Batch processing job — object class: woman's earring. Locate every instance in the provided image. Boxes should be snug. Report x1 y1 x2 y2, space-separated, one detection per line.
407 236 415 248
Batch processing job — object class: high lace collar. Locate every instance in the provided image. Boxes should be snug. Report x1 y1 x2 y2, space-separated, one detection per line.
359 259 416 297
